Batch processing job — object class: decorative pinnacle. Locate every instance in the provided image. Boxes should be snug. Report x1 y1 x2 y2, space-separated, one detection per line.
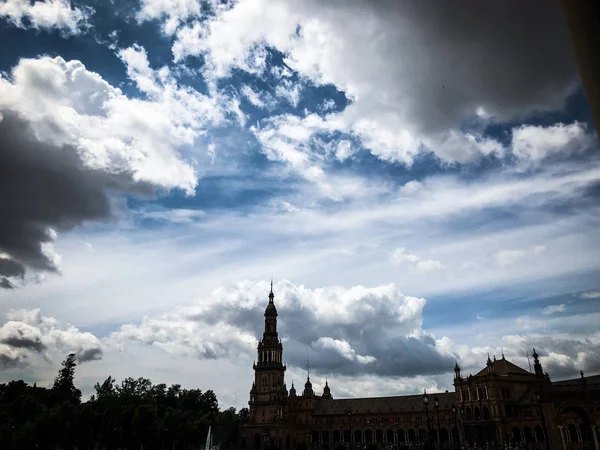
269 278 274 302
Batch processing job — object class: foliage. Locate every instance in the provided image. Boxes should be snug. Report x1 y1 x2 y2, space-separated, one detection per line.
0 354 249 450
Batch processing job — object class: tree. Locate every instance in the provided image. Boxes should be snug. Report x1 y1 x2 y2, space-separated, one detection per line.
53 353 82 404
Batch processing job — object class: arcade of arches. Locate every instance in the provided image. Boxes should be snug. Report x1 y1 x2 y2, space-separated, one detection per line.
239 289 600 450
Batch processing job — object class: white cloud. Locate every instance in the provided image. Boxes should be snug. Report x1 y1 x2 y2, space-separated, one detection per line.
391 248 446 273
0 308 102 369
313 337 376 364
0 0 92 34
136 0 202 35
171 0 577 165
0 52 227 195
542 304 566 315
512 122 594 162
334 140 356 162
581 291 600 299
105 280 452 378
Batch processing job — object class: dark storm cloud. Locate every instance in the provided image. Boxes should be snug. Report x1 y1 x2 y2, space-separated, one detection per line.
0 352 25 370
362 0 578 132
1 335 46 353
77 347 103 363
0 111 152 286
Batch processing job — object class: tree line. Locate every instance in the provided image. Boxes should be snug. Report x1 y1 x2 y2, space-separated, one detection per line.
0 354 249 450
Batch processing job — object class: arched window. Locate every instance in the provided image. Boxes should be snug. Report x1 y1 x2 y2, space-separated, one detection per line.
398 429 406 444
333 431 340 443
343 430 351 443
568 424 579 442
535 426 545 442
466 407 472 419
474 407 481 420
512 427 521 443
386 430 394 443
483 405 490 420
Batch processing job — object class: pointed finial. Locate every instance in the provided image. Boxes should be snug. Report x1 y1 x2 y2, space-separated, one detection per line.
493 355 497 362
326 378 329 387
502 349 505 360
580 370 585 379
487 353 492 364
269 278 274 302
532 347 538 359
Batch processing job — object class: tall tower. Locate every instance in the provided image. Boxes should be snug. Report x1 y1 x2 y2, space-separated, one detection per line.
248 282 287 424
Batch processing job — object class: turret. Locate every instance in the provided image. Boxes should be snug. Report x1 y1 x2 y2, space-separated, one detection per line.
532 348 544 377
322 378 332 399
454 360 461 379
303 376 314 397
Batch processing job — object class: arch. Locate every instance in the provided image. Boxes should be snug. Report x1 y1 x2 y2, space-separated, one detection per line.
323 431 330 444
482 405 490 420
451 427 460 443
343 430 351 443
353 430 361 443
333 430 341 443
558 403 596 448
408 429 417 444
312 431 320 444
418 429 427 444
535 425 545 442
524 426 534 443
365 430 373 443
375 429 384 443
398 429 406 444
431 429 438 443
254 434 262 450
474 406 481 420
386 429 394 443
568 423 578 442
440 429 450 443
512 427 521 443
465 407 473 419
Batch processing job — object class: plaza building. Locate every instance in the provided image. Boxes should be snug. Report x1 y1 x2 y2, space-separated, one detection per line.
239 288 600 450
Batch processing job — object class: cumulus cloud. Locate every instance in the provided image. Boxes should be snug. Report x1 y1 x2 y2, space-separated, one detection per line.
0 51 229 284
512 122 594 163
501 333 600 379
391 248 446 273
171 0 577 165
0 0 92 34
109 280 455 378
581 291 600 299
0 308 103 370
136 0 203 35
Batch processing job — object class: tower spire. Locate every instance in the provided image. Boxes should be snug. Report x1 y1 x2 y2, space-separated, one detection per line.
269 278 274 302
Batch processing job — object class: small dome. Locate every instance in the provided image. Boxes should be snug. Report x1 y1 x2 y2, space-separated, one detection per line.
265 300 278 316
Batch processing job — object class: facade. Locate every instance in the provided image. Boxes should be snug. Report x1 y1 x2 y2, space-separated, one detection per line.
239 288 600 450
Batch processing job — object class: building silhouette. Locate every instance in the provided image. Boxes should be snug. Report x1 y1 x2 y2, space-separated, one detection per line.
239 287 600 450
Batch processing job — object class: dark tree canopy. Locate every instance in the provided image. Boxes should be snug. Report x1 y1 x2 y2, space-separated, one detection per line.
0 354 246 450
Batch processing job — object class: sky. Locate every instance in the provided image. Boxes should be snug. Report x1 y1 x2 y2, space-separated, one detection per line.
1 0 600 410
